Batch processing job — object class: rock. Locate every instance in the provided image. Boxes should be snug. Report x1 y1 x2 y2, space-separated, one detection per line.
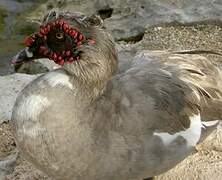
0 6 8 36
0 73 39 121
0 113 7 125
104 0 222 41
46 0 222 41
0 0 32 14
0 0 34 39
15 58 60 74
0 152 18 179
23 0 222 42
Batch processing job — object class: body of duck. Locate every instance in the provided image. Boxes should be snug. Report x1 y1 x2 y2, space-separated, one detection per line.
11 11 222 180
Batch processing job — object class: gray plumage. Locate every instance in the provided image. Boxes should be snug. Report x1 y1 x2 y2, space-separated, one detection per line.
11 11 222 180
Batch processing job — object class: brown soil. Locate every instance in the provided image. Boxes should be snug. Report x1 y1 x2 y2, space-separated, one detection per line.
0 122 16 158
6 158 51 180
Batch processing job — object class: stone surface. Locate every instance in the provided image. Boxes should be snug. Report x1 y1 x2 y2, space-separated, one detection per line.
0 73 39 121
104 0 222 41
0 152 17 179
22 0 222 41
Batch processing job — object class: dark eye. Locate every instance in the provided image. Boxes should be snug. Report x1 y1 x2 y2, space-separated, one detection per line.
55 32 65 40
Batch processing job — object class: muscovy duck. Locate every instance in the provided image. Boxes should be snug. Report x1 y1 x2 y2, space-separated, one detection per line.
11 11 222 180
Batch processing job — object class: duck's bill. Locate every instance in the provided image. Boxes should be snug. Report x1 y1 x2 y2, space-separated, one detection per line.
11 47 37 65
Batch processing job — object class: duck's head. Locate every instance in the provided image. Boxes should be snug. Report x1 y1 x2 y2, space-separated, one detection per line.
12 11 118 84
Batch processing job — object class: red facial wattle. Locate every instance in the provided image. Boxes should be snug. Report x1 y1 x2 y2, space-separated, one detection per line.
24 20 86 66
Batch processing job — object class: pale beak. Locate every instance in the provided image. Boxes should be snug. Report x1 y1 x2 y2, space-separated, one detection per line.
11 47 35 65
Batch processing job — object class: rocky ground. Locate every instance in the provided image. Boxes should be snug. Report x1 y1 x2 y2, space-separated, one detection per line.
1 0 222 179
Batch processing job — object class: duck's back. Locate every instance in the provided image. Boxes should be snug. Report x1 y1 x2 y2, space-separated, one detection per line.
100 51 222 178
90 50 222 178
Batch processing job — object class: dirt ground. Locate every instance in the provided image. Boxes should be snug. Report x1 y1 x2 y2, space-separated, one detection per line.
0 122 15 158
0 121 221 180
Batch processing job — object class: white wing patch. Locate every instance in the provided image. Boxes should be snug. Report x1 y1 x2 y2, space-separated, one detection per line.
16 95 51 121
15 95 50 138
154 114 202 147
202 120 219 128
43 71 73 89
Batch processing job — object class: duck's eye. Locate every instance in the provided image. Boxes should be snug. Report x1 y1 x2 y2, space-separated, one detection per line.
55 32 64 40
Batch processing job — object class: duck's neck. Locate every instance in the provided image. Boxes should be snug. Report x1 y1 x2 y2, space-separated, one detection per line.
62 29 118 102
69 73 109 103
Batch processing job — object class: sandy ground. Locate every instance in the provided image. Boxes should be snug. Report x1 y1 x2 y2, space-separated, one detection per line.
0 123 15 158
